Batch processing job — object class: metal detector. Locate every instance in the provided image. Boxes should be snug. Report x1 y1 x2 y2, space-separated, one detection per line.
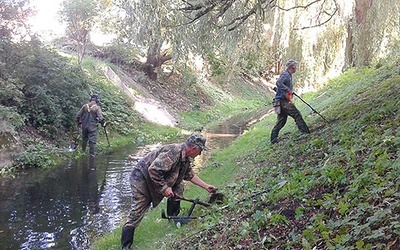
293 92 329 123
103 125 110 147
161 195 211 224
272 87 328 123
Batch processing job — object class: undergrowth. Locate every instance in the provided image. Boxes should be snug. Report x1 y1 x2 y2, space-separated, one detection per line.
169 65 400 249
93 65 399 249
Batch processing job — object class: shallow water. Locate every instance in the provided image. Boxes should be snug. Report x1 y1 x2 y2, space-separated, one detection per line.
0 147 135 250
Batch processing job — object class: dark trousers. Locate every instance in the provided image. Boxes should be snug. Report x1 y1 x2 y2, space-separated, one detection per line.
270 100 310 143
81 127 98 155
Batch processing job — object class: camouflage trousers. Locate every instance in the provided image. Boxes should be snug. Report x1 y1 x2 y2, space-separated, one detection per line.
270 100 310 143
124 168 184 228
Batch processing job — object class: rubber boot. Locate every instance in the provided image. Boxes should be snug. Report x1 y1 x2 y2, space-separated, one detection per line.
167 198 181 216
121 225 135 249
299 124 310 134
82 140 88 152
89 143 96 157
270 129 279 144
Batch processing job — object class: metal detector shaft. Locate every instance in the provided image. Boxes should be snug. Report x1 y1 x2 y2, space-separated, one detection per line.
175 195 211 207
293 92 328 123
103 126 110 147
219 180 287 210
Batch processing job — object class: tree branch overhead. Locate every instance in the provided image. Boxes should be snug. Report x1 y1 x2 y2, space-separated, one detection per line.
178 0 338 31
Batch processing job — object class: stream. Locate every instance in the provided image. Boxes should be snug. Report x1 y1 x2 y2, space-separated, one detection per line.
0 108 270 249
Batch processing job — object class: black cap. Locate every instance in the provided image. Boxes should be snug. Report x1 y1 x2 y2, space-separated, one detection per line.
90 94 100 103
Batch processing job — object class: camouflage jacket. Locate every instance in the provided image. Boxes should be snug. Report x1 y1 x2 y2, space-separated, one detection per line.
76 101 104 132
135 143 195 207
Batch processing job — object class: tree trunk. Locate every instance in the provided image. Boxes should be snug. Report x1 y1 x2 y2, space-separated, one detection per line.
144 41 172 81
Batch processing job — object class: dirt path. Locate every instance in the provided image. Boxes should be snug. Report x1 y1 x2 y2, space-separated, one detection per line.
102 65 178 127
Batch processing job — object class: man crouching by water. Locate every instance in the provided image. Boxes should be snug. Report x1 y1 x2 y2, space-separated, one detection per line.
121 134 218 249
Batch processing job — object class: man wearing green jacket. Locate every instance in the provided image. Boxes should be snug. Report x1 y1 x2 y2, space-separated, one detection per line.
76 94 106 157
121 134 217 249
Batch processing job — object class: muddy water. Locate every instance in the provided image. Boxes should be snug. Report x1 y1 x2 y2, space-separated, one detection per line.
0 108 270 249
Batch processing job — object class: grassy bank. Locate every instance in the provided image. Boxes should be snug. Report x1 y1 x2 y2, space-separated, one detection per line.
94 64 399 249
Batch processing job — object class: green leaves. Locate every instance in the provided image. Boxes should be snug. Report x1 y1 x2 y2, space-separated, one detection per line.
337 201 350 215
14 142 58 169
169 62 400 249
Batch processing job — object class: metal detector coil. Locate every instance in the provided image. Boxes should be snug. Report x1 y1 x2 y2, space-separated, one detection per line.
161 196 209 224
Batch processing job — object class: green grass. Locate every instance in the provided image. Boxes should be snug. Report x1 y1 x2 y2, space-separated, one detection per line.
93 63 400 249
178 99 266 131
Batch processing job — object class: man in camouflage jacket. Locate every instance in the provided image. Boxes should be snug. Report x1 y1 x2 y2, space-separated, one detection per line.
121 134 217 249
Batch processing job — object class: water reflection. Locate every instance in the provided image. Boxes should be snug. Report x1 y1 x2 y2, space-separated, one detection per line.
68 154 134 249
0 152 135 250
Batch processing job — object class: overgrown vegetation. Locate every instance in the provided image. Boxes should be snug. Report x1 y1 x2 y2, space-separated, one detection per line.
93 63 399 249
0 38 147 171
0 37 267 172
171 64 400 249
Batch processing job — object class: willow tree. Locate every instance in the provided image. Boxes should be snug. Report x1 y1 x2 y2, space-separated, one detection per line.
103 0 175 80
102 0 342 82
58 0 104 65
166 0 340 82
103 0 276 80
178 0 400 83
351 0 400 67
178 0 338 31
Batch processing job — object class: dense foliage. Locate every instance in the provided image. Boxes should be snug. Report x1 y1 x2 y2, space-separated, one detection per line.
92 62 399 250
95 64 400 250
168 64 400 249
0 35 160 169
2 40 87 135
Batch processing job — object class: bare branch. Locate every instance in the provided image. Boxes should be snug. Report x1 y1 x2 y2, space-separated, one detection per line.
276 0 323 11
176 1 218 27
216 0 235 19
292 0 339 30
224 7 257 31
294 7 338 30
177 0 338 31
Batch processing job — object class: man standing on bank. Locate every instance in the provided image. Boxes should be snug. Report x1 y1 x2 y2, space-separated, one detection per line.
76 94 106 157
270 60 310 144
121 134 217 249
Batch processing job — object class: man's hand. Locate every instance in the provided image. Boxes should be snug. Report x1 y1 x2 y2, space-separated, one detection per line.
285 91 294 104
163 187 174 198
99 119 107 127
190 175 218 194
206 185 218 194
